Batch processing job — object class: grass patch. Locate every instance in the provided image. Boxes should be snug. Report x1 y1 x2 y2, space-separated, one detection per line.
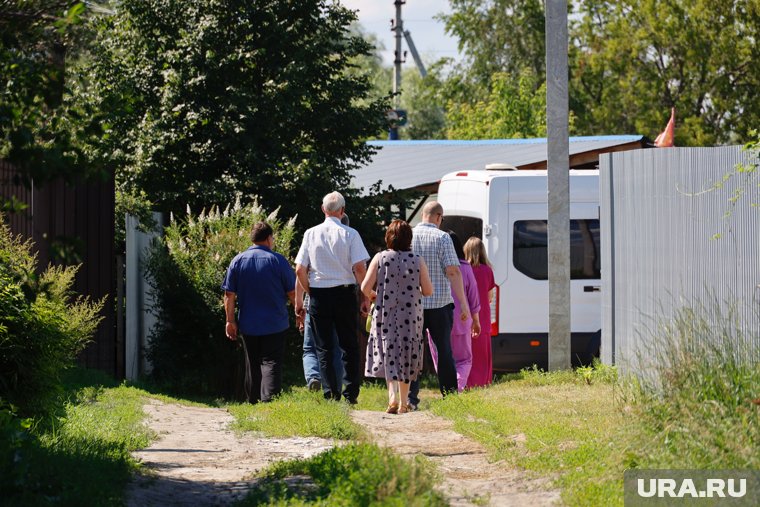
227 381 404 440
228 388 362 440
2 368 155 506
237 442 446 506
431 364 630 507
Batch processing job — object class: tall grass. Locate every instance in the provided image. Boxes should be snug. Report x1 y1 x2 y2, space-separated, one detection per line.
628 302 760 469
238 443 447 506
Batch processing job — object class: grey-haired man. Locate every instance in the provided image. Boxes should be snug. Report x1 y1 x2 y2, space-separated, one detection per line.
295 192 369 404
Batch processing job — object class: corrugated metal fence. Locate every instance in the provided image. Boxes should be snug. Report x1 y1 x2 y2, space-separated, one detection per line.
599 146 759 376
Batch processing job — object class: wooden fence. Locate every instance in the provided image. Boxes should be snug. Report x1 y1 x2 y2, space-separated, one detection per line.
0 161 120 378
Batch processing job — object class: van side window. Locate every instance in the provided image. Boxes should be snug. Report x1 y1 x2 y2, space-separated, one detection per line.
513 220 600 280
440 216 483 241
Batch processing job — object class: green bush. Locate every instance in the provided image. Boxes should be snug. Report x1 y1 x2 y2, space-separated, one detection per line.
0 404 34 496
145 197 300 397
0 219 104 415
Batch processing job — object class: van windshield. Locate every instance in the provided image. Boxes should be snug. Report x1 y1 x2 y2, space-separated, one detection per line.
440 216 483 242
513 220 600 279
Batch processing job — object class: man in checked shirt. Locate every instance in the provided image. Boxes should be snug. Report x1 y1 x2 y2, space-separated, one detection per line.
407 201 471 410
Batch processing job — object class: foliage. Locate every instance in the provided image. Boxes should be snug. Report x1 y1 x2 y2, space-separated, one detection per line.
145 198 297 397
0 217 104 415
240 443 446 507
571 0 760 144
0 403 34 496
446 71 549 139
628 302 760 469
396 66 447 140
80 0 390 234
441 0 546 92
432 0 759 145
0 1 109 191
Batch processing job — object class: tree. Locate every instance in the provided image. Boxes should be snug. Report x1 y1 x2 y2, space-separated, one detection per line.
432 0 758 145
440 0 546 92
571 0 760 144
445 71 549 139
0 1 106 200
81 0 390 232
397 65 447 140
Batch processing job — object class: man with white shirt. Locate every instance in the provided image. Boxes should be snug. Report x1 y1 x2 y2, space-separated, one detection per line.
295 191 369 404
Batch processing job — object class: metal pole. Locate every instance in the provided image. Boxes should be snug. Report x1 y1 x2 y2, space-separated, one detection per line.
546 0 571 371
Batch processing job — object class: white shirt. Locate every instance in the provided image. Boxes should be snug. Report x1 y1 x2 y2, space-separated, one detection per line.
295 217 369 288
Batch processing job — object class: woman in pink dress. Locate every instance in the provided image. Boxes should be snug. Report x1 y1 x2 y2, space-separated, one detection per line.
429 231 480 392
464 237 496 388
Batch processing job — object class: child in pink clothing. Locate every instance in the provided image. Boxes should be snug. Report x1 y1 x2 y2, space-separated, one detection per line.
429 231 480 391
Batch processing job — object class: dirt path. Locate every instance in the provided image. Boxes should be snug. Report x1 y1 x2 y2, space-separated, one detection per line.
125 399 336 506
351 410 560 506
126 399 560 506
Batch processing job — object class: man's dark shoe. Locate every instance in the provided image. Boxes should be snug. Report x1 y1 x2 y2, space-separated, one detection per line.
343 397 358 405
307 378 321 392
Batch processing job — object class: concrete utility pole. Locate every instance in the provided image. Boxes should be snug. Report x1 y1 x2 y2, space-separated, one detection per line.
389 0 405 140
393 0 404 104
545 0 571 370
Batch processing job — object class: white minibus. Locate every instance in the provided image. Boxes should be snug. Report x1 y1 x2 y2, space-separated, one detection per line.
437 167 601 371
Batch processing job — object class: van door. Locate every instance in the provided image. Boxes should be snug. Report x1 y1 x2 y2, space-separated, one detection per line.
503 203 602 363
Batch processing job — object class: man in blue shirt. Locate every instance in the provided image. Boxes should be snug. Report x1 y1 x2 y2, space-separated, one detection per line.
222 221 296 403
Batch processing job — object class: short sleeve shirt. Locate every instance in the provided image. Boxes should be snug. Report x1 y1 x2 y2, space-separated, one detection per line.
221 245 296 336
411 223 459 309
294 217 369 288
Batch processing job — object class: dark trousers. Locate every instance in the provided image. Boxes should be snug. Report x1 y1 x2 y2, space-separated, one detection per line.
308 285 360 402
409 304 457 405
243 331 285 403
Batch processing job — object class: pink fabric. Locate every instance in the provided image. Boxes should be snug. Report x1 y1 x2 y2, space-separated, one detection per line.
429 260 480 392
466 264 496 388
429 330 471 392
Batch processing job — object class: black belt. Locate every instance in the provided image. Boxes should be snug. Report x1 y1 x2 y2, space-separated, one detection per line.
312 284 356 289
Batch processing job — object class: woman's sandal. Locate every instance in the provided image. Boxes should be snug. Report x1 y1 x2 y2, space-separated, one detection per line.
397 404 408 414
386 402 399 414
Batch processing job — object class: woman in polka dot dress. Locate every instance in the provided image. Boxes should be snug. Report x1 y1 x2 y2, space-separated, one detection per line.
361 219 433 414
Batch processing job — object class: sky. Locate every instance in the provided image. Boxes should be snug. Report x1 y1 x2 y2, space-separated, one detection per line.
339 0 461 67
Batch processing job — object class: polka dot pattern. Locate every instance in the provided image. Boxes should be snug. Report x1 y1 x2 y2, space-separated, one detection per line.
364 250 424 383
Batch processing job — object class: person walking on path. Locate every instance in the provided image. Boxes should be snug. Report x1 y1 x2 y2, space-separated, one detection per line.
294 191 369 404
407 201 470 410
222 221 296 403
464 236 497 388
429 232 480 392
362 220 433 414
296 213 351 392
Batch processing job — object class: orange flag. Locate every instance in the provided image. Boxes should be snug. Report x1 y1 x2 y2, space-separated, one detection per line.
655 108 675 147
